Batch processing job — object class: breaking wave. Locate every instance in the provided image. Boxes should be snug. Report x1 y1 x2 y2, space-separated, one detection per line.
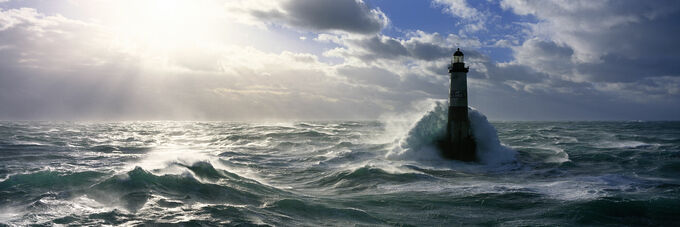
387 100 517 165
1 116 679 225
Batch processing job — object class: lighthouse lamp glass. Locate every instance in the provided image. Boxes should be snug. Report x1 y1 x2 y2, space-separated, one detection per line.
453 55 463 63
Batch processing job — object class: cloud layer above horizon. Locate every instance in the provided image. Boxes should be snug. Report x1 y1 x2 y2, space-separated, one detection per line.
1 0 679 120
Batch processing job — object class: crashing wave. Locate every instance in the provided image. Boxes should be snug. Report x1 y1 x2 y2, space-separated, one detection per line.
387 100 517 165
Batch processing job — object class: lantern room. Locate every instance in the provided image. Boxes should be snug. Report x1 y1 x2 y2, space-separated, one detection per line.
453 48 464 64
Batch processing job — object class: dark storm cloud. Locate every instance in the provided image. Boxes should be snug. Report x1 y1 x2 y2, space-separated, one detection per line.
479 0 680 120
349 36 458 61
503 0 680 84
577 54 680 83
405 41 453 61
249 0 387 34
353 36 408 59
512 38 575 78
331 34 477 62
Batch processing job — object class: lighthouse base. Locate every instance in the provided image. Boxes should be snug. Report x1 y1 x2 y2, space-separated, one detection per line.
437 136 476 161
439 106 476 161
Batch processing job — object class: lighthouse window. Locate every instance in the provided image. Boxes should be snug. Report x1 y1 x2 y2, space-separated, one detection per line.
453 55 463 63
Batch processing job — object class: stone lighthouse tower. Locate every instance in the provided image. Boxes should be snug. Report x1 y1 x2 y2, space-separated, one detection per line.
445 48 476 161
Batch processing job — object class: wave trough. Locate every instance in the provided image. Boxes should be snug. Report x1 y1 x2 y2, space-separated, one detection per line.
1 105 679 225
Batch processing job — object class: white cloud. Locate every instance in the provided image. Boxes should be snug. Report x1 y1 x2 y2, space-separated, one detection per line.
432 0 481 19
431 0 487 32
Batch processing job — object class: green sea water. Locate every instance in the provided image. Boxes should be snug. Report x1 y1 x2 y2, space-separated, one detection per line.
1 103 679 226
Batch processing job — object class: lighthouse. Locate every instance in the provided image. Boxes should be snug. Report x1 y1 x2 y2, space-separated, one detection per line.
443 48 476 161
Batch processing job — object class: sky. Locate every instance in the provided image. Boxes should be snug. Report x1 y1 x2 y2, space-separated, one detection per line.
0 0 679 121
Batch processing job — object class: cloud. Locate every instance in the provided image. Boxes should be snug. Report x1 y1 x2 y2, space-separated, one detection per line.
227 0 388 34
321 30 481 63
431 0 487 32
314 31 483 100
0 8 155 119
496 0 680 106
432 0 481 19
502 0 680 61
1 1 679 121
0 7 430 120
512 38 575 80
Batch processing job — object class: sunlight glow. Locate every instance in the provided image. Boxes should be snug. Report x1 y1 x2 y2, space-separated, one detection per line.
106 0 228 52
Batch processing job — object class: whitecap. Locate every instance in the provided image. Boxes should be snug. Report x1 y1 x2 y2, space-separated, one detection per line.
384 100 517 166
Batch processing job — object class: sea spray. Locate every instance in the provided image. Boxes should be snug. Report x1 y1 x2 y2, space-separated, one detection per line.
468 107 517 164
1 121 679 225
386 100 516 164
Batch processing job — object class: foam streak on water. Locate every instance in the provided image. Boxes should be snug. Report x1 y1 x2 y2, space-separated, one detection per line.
1 106 679 225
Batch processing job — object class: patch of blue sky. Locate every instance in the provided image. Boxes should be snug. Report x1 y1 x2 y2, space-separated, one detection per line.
366 0 535 63
366 0 457 36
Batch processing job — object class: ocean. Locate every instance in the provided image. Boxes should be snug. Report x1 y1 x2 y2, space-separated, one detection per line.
1 101 679 226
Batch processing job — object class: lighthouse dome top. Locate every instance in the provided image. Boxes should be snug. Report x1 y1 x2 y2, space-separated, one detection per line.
452 48 464 64
453 48 464 56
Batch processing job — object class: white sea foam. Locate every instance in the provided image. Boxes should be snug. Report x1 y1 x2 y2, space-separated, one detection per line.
598 140 654 149
469 107 518 164
385 100 517 165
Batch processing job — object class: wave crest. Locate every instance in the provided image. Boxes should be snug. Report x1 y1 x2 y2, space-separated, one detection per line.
88 164 264 211
386 100 516 165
